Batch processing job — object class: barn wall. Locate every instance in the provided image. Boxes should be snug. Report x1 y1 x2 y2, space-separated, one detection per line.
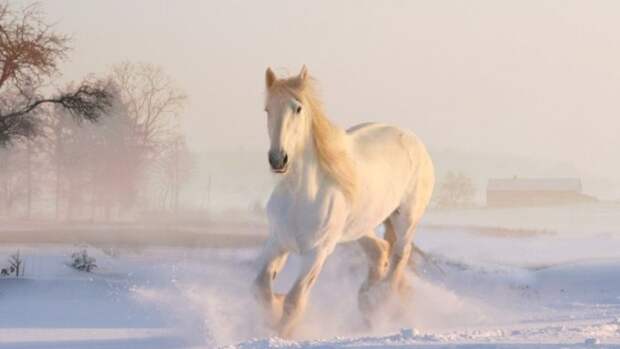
486 190 596 207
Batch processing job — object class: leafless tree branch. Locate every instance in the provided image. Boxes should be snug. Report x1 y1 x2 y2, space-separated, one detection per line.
0 2 112 146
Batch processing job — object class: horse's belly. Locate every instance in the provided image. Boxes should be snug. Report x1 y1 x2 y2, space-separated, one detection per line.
340 203 397 241
340 167 412 240
340 187 403 241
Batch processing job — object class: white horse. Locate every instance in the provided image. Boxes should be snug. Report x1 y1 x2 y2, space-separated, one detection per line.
253 66 435 338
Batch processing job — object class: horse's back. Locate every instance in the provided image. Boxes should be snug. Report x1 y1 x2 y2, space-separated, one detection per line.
347 122 429 165
346 122 377 134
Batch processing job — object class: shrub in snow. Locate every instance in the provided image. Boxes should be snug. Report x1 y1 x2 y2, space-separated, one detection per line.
1 251 24 278
71 250 97 272
400 328 415 339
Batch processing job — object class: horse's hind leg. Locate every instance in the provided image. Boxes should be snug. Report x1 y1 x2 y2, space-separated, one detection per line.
253 238 289 327
357 234 390 319
386 205 427 294
383 218 397 255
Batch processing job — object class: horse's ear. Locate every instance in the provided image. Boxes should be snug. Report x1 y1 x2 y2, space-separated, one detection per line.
299 65 309 81
266 67 276 88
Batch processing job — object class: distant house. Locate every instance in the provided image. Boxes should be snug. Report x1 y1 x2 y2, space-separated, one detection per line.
486 177 597 207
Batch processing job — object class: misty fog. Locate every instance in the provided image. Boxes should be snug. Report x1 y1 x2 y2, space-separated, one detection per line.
30 1 620 207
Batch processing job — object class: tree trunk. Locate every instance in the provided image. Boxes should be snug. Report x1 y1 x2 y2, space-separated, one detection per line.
26 139 32 220
173 141 180 214
54 125 63 221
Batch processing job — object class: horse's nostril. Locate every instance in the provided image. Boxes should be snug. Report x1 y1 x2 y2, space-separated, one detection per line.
268 150 287 171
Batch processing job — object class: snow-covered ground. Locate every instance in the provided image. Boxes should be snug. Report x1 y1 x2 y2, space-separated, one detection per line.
1 206 620 348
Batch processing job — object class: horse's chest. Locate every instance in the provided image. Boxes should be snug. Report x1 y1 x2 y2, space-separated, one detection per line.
267 189 346 252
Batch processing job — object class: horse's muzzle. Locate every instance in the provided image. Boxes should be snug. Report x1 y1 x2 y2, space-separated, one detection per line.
268 150 288 173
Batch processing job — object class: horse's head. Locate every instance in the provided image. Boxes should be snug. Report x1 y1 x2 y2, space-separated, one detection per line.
264 65 311 174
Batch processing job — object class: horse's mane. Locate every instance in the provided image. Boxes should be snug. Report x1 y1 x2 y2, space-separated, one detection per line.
269 76 357 201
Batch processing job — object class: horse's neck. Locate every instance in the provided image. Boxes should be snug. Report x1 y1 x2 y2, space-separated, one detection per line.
283 109 352 201
283 131 324 199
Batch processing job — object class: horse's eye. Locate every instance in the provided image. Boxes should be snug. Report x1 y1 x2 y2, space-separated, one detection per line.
295 105 302 114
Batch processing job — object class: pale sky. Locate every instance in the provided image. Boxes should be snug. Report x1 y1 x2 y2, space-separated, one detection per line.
28 1 620 195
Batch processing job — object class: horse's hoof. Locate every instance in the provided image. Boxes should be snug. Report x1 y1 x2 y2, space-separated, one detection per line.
277 323 295 339
266 293 285 328
358 281 390 319
392 277 414 301
359 315 374 332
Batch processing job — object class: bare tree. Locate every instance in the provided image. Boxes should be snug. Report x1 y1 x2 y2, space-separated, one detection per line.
0 143 27 215
435 171 476 209
41 82 142 221
0 1 112 145
155 134 194 213
110 62 188 212
110 62 187 156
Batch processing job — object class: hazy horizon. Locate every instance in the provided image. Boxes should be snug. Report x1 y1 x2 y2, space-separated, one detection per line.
26 1 620 199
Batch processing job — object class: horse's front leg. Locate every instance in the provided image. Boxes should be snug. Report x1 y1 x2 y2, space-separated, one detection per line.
278 245 331 338
253 238 289 327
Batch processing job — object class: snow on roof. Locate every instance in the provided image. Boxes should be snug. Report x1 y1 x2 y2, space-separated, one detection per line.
487 178 582 192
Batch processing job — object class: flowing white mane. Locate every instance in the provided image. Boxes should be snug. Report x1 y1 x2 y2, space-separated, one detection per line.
267 77 357 200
